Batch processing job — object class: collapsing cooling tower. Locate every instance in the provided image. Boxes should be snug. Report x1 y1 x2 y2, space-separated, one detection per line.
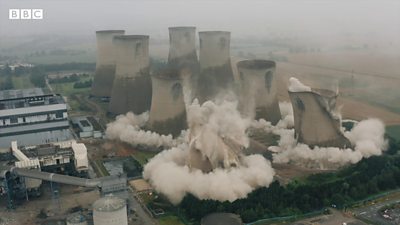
168 26 198 69
108 35 152 115
288 88 351 148
148 69 186 137
196 31 234 102
91 30 125 97
237 60 281 124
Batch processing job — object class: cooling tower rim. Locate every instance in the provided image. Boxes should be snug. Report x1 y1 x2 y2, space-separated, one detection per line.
113 35 150 40
96 30 125 34
199 31 231 35
288 88 338 97
169 26 196 30
237 59 276 70
93 195 126 212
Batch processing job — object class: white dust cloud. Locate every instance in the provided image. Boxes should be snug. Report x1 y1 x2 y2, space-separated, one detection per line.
288 77 311 92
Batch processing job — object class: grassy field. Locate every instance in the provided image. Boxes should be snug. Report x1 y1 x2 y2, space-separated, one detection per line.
131 151 158 166
386 125 400 141
158 215 186 225
26 53 95 65
11 76 34 89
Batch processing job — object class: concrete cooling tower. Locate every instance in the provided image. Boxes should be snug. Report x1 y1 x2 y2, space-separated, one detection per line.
196 31 234 102
168 26 198 69
237 60 281 124
91 30 125 98
108 35 152 115
288 88 351 148
148 69 186 137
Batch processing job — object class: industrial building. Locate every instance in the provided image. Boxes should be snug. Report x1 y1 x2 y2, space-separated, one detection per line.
91 30 125 98
0 88 72 149
108 35 152 115
289 87 352 148
148 69 186 137
237 60 281 124
196 31 234 102
71 116 104 139
92 195 128 225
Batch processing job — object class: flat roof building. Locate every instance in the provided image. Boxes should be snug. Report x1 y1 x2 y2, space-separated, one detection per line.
0 88 72 148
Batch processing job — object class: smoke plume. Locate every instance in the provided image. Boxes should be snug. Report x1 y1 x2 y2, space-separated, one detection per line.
143 99 275 204
288 77 311 92
105 112 183 147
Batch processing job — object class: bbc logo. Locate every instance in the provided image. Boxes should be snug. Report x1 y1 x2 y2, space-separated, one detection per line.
9 9 43 20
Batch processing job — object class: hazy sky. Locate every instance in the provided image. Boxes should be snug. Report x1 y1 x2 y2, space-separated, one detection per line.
0 0 399 42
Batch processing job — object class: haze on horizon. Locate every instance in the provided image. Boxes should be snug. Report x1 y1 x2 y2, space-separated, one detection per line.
0 0 399 45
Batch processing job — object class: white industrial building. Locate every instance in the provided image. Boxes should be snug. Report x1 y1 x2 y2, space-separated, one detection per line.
0 88 72 149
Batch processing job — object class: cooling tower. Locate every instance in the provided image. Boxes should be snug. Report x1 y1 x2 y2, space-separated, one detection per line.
196 31 234 102
108 35 152 115
288 88 351 148
91 30 125 97
148 69 186 137
237 60 281 124
168 26 198 69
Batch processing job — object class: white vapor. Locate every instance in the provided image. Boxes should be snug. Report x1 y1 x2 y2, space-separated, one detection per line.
252 102 388 169
288 77 311 92
143 99 275 204
105 111 182 147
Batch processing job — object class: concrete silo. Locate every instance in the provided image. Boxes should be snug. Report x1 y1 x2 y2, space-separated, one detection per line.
196 31 234 102
93 195 128 225
91 30 125 98
237 60 281 124
148 69 186 137
288 88 351 148
108 35 152 115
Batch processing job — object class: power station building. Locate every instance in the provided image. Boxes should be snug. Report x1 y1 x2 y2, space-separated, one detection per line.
148 69 186 137
237 60 281 124
196 31 234 102
289 87 351 148
0 88 72 149
91 30 125 98
108 35 152 115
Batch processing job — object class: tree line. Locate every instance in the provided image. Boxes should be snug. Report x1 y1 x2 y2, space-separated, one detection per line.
178 140 400 223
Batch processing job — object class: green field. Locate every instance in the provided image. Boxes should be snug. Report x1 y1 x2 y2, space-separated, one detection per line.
131 151 158 166
158 215 186 225
387 125 400 141
26 53 95 65
11 76 34 89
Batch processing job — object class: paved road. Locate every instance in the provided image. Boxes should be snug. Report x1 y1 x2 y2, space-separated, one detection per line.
127 187 158 225
352 196 400 225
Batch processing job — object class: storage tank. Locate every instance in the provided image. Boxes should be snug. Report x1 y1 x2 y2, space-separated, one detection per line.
289 87 351 148
196 31 234 102
148 69 186 137
91 30 125 98
108 35 152 115
93 195 128 225
237 60 281 124
66 212 87 225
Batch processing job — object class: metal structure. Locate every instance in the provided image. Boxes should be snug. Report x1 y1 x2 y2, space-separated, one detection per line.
196 31 234 102
148 69 186 137
108 35 151 115
91 30 125 98
288 88 352 148
93 195 128 225
237 60 281 124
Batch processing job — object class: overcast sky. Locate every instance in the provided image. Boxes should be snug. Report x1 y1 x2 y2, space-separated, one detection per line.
0 0 399 42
